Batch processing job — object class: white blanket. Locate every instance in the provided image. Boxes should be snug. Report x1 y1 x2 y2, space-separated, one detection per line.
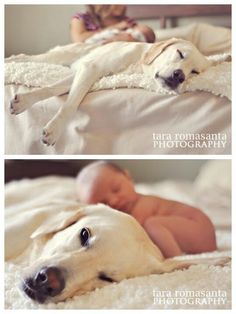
5 23 231 100
5 53 231 100
5 172 231 309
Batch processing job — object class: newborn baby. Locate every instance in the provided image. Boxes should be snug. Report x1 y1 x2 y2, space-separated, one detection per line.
85 24 155 44
76 161 216 258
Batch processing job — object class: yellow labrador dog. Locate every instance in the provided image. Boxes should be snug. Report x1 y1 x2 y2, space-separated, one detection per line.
9 38 211 145
5 204 229 304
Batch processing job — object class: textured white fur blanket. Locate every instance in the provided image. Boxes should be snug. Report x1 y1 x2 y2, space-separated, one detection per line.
5 173 231 309
5 255 231 309
5 50 231 100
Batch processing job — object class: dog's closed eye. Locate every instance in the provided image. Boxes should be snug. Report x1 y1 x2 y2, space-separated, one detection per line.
79 227 91 246
177 49 184 59
98 272 116 283
191 69 199 75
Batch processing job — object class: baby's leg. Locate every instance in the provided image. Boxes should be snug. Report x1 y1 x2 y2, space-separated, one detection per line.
144 215 216 258
144 217 183 258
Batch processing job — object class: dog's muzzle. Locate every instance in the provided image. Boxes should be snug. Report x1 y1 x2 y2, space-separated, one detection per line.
21 266 65 303
156 69 185 90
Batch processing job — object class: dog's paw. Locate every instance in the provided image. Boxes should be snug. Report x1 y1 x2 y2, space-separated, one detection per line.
42 122 62 146
10 95 21 115
10 94 31 115
41 129 57 146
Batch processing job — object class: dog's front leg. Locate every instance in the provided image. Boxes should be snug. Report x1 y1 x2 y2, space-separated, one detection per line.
10 74 74 115
42 63 100 146
158 256 231 274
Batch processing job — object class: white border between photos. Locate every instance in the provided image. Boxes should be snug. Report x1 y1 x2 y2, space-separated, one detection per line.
2 0 235 313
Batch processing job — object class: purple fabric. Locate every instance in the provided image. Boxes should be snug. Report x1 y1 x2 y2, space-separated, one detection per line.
72 12 100 31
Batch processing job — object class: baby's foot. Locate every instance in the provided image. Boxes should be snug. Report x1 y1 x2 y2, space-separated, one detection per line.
10 92 36 114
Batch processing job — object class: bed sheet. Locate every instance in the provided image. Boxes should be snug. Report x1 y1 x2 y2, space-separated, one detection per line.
5 174 231 309
5 84 231 155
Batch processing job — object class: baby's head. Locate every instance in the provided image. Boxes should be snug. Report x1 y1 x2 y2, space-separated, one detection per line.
76 161 138 213
136 24 156 43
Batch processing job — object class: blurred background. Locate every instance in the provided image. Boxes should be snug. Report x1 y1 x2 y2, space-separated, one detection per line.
5 4 231 56
5 159 218 183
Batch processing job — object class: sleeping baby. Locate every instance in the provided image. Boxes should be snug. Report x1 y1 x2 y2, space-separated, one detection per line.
76 161 216 258
85 24 156 44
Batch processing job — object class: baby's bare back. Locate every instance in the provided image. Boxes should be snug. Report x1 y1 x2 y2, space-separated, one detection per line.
131 194 205 224
131 194 216 257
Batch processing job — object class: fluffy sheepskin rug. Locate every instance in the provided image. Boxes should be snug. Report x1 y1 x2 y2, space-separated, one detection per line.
5 250 231 309
5 54 231 100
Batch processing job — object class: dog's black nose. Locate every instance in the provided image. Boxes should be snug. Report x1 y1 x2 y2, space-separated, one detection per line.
22 266 65 303
164 69 185 89
34 266 65 297
172 69 185 83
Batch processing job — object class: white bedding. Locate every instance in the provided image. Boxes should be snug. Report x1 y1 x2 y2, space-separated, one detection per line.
5 162 231 309
5 85 231 155
4 23 231 155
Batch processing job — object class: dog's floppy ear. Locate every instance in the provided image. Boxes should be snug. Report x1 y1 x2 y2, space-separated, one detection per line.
142 38 181 65
31 205 85 239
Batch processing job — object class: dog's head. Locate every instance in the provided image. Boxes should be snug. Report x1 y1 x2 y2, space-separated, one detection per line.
142 38 211 90
21 205 163 304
